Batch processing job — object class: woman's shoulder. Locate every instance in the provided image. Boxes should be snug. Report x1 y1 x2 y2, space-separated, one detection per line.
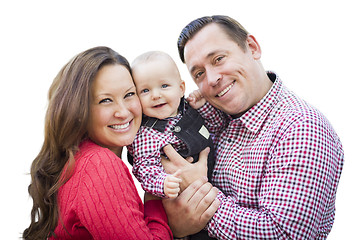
78 139 115 158
74 140 134 188
76 139 124 171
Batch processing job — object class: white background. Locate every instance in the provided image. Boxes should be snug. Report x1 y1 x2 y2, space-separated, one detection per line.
1 0 362 239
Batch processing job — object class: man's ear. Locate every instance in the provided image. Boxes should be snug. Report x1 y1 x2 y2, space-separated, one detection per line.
246 34 262 60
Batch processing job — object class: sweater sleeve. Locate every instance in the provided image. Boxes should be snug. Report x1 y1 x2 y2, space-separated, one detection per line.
77 149 172 240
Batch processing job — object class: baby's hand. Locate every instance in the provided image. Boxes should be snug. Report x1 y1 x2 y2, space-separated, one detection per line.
164 169 182 198
187 90 206 109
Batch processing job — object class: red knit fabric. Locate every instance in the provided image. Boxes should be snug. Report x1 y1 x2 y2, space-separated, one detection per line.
50 139 172 240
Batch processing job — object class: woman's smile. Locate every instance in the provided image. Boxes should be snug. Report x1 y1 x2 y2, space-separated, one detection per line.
108 121 130 130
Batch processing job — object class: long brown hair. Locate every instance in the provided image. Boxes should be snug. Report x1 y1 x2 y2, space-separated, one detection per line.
23 46 131 239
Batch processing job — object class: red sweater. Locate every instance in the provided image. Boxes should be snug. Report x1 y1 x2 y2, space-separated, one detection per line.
50 140 172 239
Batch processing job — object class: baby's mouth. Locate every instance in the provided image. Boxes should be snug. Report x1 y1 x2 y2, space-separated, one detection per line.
153 103 166 108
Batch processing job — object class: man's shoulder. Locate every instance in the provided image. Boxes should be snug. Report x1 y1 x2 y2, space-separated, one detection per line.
271 89 340 142
279 88 328 123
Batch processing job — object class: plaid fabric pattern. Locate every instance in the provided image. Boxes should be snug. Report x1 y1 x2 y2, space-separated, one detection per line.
127 113 185 198
199 72 344 239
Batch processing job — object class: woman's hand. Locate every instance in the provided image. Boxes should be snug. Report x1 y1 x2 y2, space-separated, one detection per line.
161 144 209 192
162 177 220 238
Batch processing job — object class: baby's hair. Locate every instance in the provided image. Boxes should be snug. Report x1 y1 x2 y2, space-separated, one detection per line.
132 51 181 79
132 51 176 68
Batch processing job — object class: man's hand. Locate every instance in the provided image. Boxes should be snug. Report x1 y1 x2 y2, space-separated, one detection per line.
162 144 209 191
162 177 220 238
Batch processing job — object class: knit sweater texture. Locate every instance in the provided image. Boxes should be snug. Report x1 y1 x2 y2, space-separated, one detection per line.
50 139 172 239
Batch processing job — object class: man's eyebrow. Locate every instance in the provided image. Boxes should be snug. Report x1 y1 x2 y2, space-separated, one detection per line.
189 65 198 75
189 51 219 74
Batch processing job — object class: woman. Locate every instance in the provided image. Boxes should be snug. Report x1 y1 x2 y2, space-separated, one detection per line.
23 46 173 239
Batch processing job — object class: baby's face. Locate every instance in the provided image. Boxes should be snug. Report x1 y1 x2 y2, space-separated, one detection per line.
133 59 185 119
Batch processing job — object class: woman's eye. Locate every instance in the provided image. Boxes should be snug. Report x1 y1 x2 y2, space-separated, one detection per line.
125 92 136 98
99 98 112 104
161 84 168 88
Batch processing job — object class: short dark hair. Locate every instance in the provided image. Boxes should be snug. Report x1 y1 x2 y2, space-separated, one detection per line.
177 15 249 63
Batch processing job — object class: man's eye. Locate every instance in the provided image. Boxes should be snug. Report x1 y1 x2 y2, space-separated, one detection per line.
195 71 204 79
216 56 224 63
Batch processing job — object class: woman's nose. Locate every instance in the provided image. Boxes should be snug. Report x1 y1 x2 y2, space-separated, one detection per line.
114 103 129 118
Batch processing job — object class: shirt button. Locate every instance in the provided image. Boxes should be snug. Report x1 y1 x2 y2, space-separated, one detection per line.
227 139 232 143
173 126 181 132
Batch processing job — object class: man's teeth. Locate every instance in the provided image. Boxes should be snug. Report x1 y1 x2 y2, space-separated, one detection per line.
110 122 129 129
217 82 234 97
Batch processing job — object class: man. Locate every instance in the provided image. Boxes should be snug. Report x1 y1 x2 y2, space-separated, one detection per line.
162 15 344 239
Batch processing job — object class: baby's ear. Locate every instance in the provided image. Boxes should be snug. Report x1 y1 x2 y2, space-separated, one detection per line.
180 80 186 96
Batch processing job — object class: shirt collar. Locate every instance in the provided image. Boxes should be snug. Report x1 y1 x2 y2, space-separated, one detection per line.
233 71 283 133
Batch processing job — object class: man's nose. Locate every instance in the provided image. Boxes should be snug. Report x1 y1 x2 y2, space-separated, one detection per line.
206 68 222 86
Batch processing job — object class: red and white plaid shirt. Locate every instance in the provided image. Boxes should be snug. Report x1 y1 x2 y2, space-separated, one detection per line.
198 72 344 239
127 112 185 198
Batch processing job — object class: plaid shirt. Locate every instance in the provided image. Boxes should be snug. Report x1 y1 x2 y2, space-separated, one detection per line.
198 72 344 239
127 112 185 198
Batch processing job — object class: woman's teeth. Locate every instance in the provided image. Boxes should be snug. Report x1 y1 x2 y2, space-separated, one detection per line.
110 122 129 130
217 82 234 97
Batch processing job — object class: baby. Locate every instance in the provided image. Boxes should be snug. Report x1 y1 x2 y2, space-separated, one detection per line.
127 51 215 198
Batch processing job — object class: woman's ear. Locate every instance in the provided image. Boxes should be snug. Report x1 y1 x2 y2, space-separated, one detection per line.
246 34 262 60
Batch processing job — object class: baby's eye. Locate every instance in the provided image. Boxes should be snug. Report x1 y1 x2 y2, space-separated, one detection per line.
141 89 149 93
99 98 112 104
161 84 168 88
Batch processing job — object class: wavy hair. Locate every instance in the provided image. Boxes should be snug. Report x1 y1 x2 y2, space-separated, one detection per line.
23 46 131 239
